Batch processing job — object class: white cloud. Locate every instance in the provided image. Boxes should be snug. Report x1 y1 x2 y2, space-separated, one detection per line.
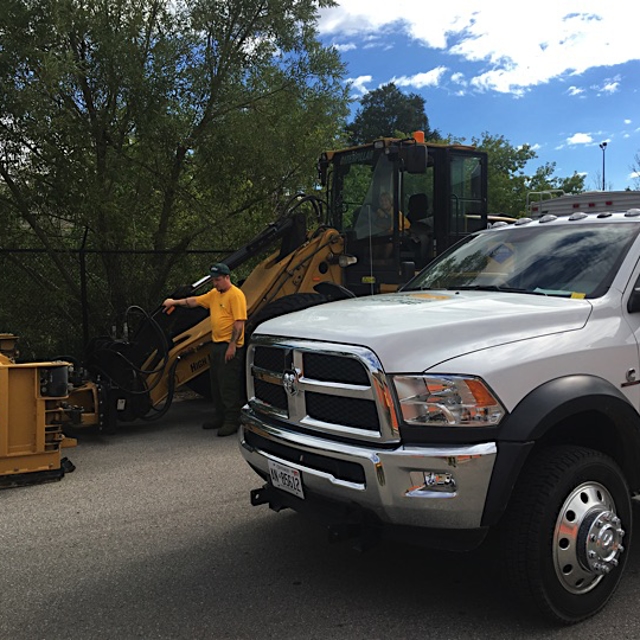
391 67 448 89
319 1 640 95
567 86 584 96
334 42 357 53
600 80 620 94
348 75 372 95
566 133 594 145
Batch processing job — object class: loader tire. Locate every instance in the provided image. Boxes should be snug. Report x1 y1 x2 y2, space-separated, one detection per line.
246 293 329 337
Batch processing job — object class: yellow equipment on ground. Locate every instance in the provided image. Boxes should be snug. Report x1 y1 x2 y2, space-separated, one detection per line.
0 334 76 487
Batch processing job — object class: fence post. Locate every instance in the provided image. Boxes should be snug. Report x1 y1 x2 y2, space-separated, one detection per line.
79 228 89 350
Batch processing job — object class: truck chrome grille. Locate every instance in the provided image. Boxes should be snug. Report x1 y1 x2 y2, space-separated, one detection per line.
247 336 398 443
254 378 288 411
253 345 287 373
302 352 369 385
306 392 379 430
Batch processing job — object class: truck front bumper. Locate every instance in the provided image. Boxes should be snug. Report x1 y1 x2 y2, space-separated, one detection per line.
240 408 497 531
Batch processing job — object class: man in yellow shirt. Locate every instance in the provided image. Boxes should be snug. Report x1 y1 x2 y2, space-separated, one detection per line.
162 263 247 436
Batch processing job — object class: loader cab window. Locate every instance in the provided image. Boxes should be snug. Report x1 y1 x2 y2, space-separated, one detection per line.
327 147 376 231
352 154 397 240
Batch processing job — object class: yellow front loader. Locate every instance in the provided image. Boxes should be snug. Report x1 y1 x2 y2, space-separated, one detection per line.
63 134 489 432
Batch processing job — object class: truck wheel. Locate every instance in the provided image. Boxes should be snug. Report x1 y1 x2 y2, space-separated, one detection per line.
502 445 631 624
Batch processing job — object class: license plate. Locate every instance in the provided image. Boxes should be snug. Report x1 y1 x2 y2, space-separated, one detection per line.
268 460 305 499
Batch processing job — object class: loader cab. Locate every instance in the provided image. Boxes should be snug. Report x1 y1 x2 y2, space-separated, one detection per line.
320 135 488 295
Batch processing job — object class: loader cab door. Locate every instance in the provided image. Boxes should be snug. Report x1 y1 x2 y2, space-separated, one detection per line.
441 148 488 249
397 146 488 261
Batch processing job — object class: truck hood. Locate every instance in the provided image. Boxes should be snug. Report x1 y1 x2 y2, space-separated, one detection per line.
255 291 593 372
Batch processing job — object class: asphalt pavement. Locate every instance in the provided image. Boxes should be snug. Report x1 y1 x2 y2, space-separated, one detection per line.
2 396 640 640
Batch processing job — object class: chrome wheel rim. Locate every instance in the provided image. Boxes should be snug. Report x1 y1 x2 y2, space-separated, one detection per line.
553 481 625 594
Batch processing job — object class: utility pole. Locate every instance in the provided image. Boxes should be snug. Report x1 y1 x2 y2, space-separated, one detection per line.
599 141 608 190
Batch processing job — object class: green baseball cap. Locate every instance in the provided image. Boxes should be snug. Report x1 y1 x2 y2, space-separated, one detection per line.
210 262 231 276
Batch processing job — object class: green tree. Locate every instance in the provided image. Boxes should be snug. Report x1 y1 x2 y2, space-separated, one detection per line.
0 0 348 357
472 133 585 217
471 133 536 217
630 152 640 190
527 163 585 196
347 83 436 145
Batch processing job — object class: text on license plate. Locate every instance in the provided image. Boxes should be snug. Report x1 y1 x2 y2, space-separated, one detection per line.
268 460 305 500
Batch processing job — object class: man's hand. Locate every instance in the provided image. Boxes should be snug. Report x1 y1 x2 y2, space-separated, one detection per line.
163 297 191 309
226 320 245 362
225 342 237 362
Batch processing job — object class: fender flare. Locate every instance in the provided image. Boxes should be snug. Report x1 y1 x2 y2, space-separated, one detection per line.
482 374 640 527
500 374 640 444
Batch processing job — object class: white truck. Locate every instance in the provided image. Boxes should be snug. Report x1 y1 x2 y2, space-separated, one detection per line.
239 209 640 624
528 189 640 217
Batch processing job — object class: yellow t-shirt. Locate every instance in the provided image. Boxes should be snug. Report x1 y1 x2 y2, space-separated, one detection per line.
375 208 411 235
194 284 247 346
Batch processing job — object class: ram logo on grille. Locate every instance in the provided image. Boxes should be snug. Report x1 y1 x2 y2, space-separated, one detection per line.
282 369 300 396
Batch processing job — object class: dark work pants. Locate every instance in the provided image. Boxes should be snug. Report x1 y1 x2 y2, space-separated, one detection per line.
209 342 246 427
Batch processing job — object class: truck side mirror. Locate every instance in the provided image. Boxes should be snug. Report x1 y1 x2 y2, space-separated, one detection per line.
627 288 640 313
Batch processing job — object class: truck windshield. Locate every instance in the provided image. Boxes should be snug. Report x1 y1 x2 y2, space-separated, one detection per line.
405 222 640 299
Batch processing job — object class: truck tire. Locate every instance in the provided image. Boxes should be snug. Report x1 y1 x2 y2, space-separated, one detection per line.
502 445 631 624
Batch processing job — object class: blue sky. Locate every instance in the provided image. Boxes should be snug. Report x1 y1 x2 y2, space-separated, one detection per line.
317 1 640 192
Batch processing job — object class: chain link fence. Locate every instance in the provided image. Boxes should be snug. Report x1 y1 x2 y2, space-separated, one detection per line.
0 247 232 361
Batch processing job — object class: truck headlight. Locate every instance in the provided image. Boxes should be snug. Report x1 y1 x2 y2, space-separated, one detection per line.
392 375 505 427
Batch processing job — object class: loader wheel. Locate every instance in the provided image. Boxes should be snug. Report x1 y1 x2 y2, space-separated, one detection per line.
502 445 631 624
246 293 328 337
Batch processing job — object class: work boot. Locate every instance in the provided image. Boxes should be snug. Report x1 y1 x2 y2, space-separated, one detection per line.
202 420 223 430
217 423 239 437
